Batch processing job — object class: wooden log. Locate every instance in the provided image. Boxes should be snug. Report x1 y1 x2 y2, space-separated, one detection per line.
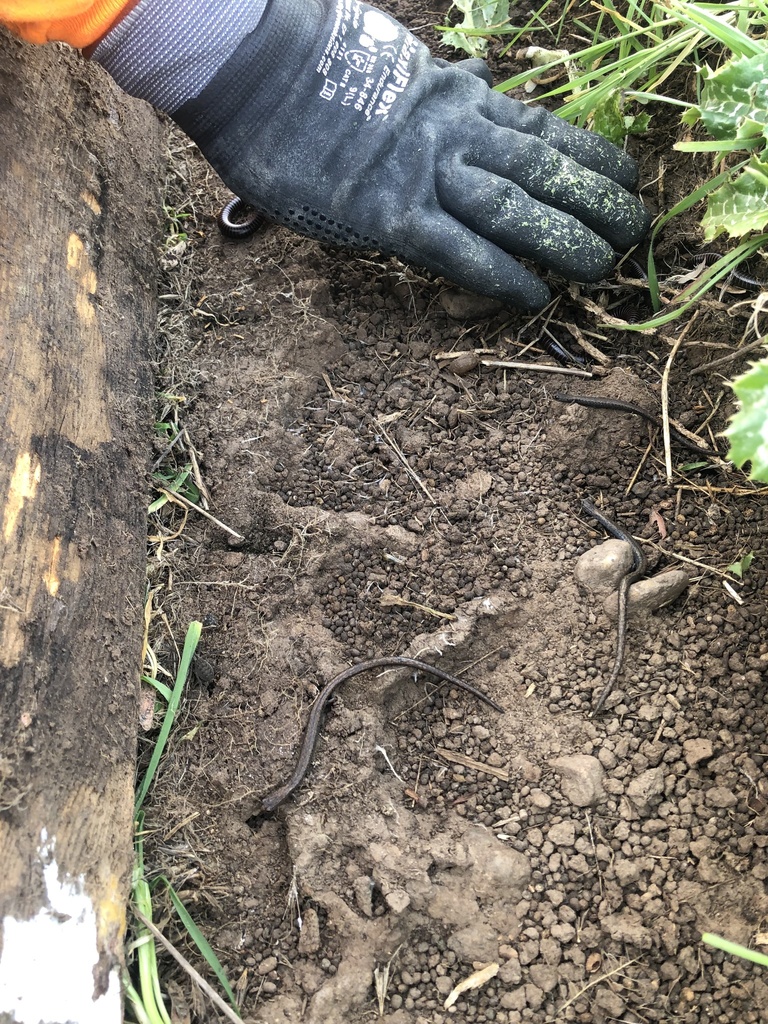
0 30 164 1022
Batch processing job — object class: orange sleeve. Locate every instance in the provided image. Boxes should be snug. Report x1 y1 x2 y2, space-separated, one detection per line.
0 0 133 46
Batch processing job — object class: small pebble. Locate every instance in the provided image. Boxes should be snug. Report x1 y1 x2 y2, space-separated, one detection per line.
438 289 503 320
258 956 278 976
297 908 321 956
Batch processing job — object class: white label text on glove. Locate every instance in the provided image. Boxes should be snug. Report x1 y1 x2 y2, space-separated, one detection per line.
316 0 419 122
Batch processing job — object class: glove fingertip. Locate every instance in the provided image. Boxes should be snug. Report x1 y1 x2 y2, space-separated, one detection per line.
411 226 551 312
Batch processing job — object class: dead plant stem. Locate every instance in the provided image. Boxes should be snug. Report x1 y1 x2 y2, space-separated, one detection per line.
133 908 242 1024
660 312 699 483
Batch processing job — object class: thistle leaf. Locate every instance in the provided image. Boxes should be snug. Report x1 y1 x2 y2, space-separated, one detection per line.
702 157 768 239
439 0 510 57
725 354 768 481
698 53 768 141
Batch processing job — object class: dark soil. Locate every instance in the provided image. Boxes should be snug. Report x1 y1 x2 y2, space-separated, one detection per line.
140 4 768 1022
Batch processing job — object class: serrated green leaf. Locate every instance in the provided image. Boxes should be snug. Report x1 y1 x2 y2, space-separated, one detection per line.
437 30 482 57
626 112 651 136
726 551 755 579
682 105 702 127
592 92 626 146
702 157 768 239
698 53 768 141
439 0 510 57
724 354 768 481
591 93 650 146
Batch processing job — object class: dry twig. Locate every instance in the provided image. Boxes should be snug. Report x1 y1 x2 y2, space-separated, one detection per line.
436 748 510 782
660 312 699 482
158 487 244 539
375 420 437 505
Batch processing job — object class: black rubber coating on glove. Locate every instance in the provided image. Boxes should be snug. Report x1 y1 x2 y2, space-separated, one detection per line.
175 0 651 311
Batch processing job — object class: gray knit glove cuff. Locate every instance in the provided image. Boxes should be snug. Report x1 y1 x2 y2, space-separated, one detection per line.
91 0 267 114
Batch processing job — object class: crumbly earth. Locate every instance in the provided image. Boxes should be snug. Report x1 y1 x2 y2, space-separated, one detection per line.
141 5 768 1022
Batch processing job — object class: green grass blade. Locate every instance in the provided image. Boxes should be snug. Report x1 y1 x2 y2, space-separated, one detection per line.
495 18 705 125
135 621 202 812
663 1 763 58
131 826 173 1024
623 234 768 330
623 90 694 108
675 138 763 153
163 879 242 1014
702 932 768 967
141 675 173 703
644 165 740 310
497 0 567 53
123 969 155 1024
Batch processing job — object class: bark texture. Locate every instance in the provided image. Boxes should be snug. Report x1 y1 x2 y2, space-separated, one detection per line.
0 29 164 1014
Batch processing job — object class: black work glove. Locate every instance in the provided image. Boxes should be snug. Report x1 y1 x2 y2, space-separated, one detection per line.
95 0 650 311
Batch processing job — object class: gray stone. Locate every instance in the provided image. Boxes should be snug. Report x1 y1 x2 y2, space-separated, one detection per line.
435 976 454 996
499 957 523 986
683 738 714 767
619 795 638 821
530 788 552 810
448 920 500 962
539 936 562 966
258 955 278 976
575 539 634 595
518 939 539 965
598 746 618 770
524 983 545 1010
352 875 374 918
601 909 654 950
637 702 663 722
448 350 480 376
297 908 321 955
698 857 722 884
500 987 527 1011
626 766 665 813
614 857 642 887
295 962 326 995
384 887 411 913
594 988 625 1016
603 569 690 620
545 889 565 907
551 754 606 807
465 826 531 898
551 922 576 943
705 786 737 809
689 837 713 859
547 820 576 847
529 964 559 993
526 827 544 848
438 288 504 320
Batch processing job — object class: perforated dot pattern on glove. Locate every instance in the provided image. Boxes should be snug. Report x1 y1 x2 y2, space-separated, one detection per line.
274 205 381 250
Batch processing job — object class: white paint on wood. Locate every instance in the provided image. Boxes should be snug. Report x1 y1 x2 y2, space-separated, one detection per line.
0 830 120 1023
